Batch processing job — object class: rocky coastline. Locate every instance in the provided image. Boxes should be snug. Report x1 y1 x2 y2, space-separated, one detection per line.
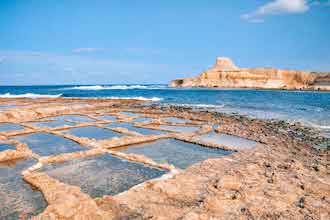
170 57 330 91
0 98 328 219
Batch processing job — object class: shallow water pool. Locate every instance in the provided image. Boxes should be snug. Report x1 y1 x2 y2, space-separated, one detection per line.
0 123 24 132
117 139 231 169
118 111 141 117
42 154 166 198
49 115 94 123
0 143 16 151
31 119 75 128
97 115 117 121
0 159 47 219
107 123 163 135
66 126 124 140
14 132 85 156
163 117 191 124
158 125 200 133
133 117 153 123
197 132 261 149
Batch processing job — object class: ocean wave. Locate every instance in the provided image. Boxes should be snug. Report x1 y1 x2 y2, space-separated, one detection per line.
106 96 163 101
304 122 330 130
170 103 225 108
70 85 112 90
0 93 62 98
65 85 166 90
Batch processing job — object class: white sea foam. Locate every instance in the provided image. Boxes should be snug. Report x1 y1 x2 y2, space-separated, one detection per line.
66 85 166 90
107 96 163 101
303 122 330 130
71 85 111 90
0 93 62 98
171 103 225 108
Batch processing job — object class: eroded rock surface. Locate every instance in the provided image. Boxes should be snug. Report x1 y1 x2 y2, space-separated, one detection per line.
170 57 330 90
0 98 328 219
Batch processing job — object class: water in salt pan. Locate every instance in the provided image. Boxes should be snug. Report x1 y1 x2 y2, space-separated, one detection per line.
66 126 123 140
98 115 117 121
118 111 141 117
42 154 165 198
133 117 153 123
117 139 231 169
0 143 15 151
163 117 191 124
158 125 200 133
31 119 75 128
14 132 85 156
0 159 47 219
107 123 163 135
0 105 16 111
49 115 94 123
0 123 24 132
197 132 261 150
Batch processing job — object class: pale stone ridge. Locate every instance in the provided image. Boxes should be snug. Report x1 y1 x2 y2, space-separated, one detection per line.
170 57 330 90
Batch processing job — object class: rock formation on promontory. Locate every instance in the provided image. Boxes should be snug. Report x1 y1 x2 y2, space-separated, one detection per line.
170 57 330 90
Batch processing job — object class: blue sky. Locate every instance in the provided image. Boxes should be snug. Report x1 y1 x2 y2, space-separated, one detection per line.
0 0 329 85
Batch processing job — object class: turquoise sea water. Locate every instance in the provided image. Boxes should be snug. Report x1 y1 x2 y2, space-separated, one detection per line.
0 85 329 137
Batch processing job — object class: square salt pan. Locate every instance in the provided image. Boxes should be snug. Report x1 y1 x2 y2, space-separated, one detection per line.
117 139 231 169
14 132 86 156
31 120 75 128
197 132 261 150
0 123 24 132
66 126 124 140
107 123 163 135
50 115 94 123
42 154 166 198
158 125 200 133
0 143 16 151
0 159 47 219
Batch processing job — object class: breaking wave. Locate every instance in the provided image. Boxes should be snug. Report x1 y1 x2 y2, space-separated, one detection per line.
107 96 163 101
65 85 167 90
170 103 225 108
0 93 62 98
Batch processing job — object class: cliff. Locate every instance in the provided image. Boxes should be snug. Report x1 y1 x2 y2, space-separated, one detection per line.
170 57 330 90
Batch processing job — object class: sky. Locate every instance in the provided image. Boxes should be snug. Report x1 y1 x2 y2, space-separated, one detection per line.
0 0 329 85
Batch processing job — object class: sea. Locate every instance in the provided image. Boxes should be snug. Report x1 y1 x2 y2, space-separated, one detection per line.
0 85 329 137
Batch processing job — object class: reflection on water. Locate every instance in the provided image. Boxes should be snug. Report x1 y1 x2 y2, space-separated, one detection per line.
67 126 124 140
14 132 85 156
0 123 23 132
0 159 47 219
117 139 231 169
133 117 153 123
98 115 117 121
107 123 163 135
197 132 261 149
158 125 200 133
42 154 165 198
49 115 94 122
0 143 15 151
0 105 16 111
31 119 75 128
118 111 141 117
163 117 191 124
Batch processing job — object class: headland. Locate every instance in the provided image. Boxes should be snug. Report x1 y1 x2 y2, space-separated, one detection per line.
170 57 330 90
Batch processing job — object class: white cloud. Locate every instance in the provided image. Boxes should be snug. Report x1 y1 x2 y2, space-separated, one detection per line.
242 0 309 22
72 47 103 53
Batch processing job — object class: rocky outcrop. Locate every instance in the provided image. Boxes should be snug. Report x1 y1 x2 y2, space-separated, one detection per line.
170 57 330 90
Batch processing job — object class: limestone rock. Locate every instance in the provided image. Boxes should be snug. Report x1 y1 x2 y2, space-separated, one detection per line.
170 57 330 90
